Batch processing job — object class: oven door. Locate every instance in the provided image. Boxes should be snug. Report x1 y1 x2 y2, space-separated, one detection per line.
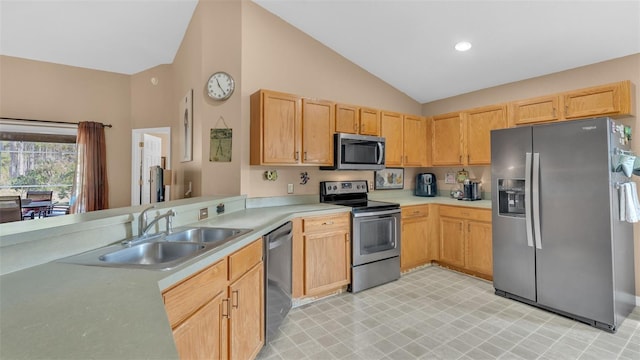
352 208 401 266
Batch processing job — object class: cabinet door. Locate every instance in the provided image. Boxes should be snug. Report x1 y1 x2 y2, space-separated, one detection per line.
510 95 560 125
563 81 631 119
403 115 428 167
439 217 465 267
432 113 462 166
465 105 507 165
381 111 404 166
336 103 358 134
401 217 430 271
302 99 335 165
229 263 264 360
304 230 350 296
259 91 301 164
173 292 226 360
465 221 493 276
359 107 380 136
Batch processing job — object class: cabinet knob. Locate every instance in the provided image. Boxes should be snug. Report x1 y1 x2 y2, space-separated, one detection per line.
295 151 299 161
322 221 334 225
232 290 239 309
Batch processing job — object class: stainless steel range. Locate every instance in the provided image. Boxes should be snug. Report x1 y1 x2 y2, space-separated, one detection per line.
320 180 401 293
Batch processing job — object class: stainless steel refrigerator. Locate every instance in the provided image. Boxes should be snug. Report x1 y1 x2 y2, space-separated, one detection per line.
491 117 636 332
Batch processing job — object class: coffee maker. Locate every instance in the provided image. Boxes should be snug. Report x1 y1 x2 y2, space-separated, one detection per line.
415 173 437 197
461 179 482 201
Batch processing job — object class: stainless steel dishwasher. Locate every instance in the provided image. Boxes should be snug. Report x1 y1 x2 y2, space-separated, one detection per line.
263 221 292 343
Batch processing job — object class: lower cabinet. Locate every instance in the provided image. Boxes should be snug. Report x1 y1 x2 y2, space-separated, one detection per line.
292 212 351 298
401 205 432 272
163 238 264 360
438 206 493 280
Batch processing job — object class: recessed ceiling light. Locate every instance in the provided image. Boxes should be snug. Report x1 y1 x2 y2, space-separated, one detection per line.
455 41 472 52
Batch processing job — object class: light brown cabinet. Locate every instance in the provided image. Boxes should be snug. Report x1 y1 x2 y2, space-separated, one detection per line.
292 212 351 298
250 90 334 166
509 81 633 126
563 81 632 120
510 95 561 126
438 206 492 280
431 112 463 166
464 105 507 165
335 104 381 136
163 239 264 360
401 205 432 272
431 106 507 166
380 111 404 167
403 115 428 167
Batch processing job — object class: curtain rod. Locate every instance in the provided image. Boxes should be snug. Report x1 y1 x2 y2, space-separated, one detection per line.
1 117 113 128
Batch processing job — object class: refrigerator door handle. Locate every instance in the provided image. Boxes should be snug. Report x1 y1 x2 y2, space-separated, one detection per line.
532 152 542 249
525 152 534 248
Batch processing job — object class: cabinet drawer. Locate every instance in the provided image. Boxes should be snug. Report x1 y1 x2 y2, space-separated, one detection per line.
229 238 263 282
402 205 429 219
163 258 227 328
302 213 350 233
439 206 491 222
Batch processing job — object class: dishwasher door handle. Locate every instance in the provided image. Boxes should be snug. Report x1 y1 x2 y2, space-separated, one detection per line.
268 238 287 250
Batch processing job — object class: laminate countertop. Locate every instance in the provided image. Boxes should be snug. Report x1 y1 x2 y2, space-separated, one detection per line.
0 196 491 359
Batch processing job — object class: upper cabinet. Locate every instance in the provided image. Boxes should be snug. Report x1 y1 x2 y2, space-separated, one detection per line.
431 105 507 166
380 111 404 167
431 112 463 166
509 81 633 126
464 105 507 165
250 90 333 166
403 114 428 167
563 81 632 120
509 95 560 126
335 104 381 136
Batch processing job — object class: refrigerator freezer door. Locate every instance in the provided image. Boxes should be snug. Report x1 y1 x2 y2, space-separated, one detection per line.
533 118 615 325
491 127 537 302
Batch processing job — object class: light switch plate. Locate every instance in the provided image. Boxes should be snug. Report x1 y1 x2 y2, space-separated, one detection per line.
287 184 294 194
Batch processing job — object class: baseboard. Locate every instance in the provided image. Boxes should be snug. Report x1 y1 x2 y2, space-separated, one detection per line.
636 295 640 306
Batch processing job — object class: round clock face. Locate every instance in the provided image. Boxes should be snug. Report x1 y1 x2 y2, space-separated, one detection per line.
207 72 235 100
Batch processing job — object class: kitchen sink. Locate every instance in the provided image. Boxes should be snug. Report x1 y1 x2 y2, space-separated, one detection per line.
165 227 252 245
99 242 206 266
58 226 253 270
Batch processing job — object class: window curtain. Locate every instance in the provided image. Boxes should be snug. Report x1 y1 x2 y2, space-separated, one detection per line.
70 122 109 213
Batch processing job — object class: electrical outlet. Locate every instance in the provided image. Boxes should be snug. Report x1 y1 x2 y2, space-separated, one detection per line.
287 183 294 194
369 182 373 190
198 208 208 220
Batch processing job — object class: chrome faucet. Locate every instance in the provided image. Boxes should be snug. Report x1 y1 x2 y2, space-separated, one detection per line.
138 205 156 237
142 209 176 237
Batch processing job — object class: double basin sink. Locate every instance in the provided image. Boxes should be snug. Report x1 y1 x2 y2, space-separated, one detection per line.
60 227 252 270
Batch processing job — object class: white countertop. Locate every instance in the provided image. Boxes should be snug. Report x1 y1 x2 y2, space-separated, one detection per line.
0 196 491 359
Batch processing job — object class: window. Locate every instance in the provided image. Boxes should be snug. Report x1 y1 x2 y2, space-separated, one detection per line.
0 120 77 204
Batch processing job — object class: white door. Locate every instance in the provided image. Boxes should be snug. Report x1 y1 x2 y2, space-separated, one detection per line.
131 127 171 206
140 134 162 204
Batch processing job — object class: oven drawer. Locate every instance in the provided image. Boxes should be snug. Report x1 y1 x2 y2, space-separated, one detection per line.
439 205 491 222
302 212 350 233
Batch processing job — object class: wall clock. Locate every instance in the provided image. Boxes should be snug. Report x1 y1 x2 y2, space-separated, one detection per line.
207 71 235 100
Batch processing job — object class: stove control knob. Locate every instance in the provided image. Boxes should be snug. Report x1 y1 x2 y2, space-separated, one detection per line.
332 185 337 190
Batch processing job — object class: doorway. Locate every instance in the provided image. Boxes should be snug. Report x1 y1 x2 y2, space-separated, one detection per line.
131 127 171 206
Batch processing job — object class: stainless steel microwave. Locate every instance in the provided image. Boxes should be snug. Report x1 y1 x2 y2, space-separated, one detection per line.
321 133 385 170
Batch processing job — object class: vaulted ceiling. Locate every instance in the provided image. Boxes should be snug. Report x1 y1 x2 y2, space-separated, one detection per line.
1 0 638 103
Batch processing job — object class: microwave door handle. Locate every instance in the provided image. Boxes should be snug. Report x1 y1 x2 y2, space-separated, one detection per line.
376 142 384 164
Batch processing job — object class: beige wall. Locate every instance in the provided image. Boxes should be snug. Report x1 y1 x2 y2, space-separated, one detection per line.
240 1 423 197
422 54 640 297
0 55 132 208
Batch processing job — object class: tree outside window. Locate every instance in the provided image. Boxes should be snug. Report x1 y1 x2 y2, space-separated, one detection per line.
0 141 77 203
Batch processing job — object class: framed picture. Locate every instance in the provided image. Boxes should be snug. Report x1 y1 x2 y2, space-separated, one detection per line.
374 168 404 190
180 89 193 162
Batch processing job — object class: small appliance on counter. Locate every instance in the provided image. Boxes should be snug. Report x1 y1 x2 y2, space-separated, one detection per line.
415 173 437 197
460 179 482 201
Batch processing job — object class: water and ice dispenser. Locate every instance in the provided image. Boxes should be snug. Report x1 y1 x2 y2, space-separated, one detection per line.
498 179 526 217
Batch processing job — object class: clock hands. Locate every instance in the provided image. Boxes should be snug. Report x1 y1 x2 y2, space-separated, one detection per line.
215 78 226 94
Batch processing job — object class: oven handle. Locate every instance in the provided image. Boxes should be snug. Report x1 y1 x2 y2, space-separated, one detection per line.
352 209 401 218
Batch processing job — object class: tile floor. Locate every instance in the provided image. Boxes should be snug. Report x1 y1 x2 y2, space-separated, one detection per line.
258 266 640 360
